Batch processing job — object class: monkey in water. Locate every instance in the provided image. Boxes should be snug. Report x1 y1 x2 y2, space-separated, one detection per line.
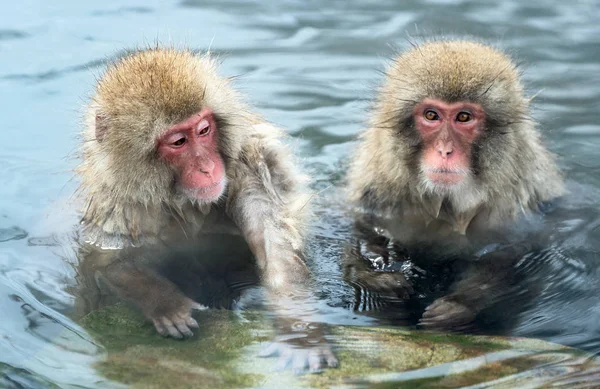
345 40 564 331
73 47 337 372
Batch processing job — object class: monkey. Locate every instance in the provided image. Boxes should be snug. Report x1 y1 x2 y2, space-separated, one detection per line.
345 39 564 331
73 47 337 372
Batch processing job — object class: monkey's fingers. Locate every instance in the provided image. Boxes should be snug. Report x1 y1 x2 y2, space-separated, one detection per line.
174 310 199 330
258 342 280 358
419 318 474 332
159 317 184 339
292 349 309 375
422 298 447 315
152 319 168 337
422 299 471 320
419 298 475 330
323 347 339 368
172 318 194 338
184 316 199 328
307 349 324 374
275 347 293 372
308 347 339 373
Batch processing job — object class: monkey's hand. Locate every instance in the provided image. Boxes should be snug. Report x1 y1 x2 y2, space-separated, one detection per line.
344 244 413 300
418 295 476 331
351 270 414 300
104 261 207 339
259 322 338 374
144 292 207 339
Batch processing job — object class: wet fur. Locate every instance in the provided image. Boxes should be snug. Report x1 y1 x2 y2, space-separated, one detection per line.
77 47 310 257
348 39 564 231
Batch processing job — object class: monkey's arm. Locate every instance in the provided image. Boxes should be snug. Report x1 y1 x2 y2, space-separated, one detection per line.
227 199 338 371
239 215 339 372
83 247 206 338
226 127 338 372
226 125 314 294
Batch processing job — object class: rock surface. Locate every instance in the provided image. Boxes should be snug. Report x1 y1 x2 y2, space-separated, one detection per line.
81 304 600 389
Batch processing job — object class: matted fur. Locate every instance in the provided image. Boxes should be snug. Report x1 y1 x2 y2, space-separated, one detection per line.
348 40 564 232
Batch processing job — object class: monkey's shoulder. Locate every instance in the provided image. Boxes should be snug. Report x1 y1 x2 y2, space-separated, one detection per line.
227 122 308 202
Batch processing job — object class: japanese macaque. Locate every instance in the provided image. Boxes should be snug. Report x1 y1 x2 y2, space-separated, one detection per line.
345 40 564 330
74 47 336 371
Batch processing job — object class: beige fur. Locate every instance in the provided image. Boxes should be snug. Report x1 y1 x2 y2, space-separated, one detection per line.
77 47 309 256
348 39 564 234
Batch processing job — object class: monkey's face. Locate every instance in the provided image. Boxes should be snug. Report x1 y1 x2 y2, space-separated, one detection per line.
157 109 227 203
414 98 484 192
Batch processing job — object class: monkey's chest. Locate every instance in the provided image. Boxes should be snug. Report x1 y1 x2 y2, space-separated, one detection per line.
160 209 241 243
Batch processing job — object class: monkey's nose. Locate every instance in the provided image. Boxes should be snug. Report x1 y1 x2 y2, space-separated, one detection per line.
197 158 215 173
437 143 453 158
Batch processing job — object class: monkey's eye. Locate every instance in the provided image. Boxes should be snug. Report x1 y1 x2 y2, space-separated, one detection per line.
424 110 439 121
196 119 211 136
456 112 472 122
172 138 186 147
198 125 210 136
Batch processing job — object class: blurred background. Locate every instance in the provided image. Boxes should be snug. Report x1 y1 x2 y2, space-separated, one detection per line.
0 0 599 387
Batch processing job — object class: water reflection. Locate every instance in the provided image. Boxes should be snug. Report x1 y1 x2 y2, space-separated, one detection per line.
318 190 600 355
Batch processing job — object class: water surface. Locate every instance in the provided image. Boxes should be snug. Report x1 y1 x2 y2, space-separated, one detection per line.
1 0 599 387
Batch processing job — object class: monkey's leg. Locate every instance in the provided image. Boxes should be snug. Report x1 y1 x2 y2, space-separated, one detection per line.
99 248 207 338
419 243 528 331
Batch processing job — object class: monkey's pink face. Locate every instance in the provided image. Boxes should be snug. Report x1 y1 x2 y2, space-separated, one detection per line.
414 99 484 188
157 109 227 202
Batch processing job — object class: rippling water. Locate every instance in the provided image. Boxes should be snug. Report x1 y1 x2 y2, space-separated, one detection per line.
1 0 599 387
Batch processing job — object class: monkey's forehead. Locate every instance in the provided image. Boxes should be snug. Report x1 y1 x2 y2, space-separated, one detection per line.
94 48 220 121
390 40 521 97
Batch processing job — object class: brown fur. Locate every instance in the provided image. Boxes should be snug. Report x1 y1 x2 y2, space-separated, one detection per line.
348 39 564 233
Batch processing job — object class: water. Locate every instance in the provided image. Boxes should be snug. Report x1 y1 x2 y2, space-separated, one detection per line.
1 0 599 387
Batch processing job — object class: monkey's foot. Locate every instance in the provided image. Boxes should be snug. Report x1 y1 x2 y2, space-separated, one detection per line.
259 341 338 374
149 299 207 339
418 296 476 331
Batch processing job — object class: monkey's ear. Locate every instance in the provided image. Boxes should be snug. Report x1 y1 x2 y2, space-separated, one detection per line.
95 112 109 143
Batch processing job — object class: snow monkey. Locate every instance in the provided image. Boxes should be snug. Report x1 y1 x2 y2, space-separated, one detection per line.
74 47 337 372
346 40 564 330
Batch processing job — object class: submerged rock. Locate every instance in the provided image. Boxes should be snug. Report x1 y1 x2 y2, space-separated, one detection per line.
81 304 265 389
81 304 600 389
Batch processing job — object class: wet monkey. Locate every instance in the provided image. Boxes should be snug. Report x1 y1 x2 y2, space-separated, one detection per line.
74 47 337 371
346 40 564 330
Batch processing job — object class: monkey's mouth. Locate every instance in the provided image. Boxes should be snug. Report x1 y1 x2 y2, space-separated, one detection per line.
182 178 227 202
195 180 222 193
428 168 464 175
426 168 466 186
